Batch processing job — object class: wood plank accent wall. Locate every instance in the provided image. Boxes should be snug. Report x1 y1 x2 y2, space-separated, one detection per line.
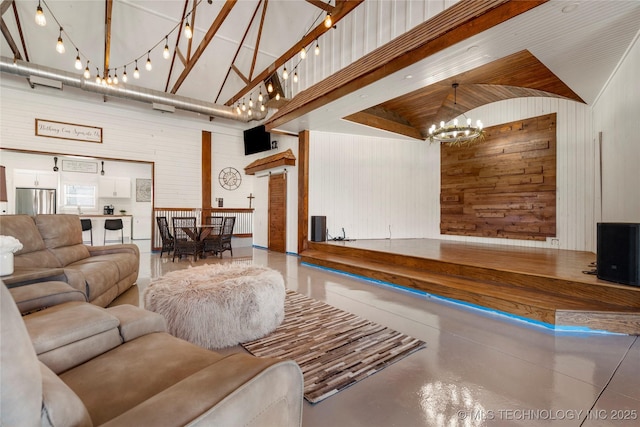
440 113 557 241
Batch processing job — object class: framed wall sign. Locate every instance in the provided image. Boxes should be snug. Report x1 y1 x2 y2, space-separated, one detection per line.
61 160 98 173
35 119 103 143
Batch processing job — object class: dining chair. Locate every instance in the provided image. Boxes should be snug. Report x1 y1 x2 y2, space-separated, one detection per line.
217 217 236 258
202 216 224 256
171 216 201 262
156 216 174 258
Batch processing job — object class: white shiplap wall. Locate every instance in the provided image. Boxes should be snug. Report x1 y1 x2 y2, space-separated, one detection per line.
0 74 248 211
592 33 640 225
309 97 596 251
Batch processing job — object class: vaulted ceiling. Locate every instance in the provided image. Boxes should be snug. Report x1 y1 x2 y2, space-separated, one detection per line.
2 1 640 141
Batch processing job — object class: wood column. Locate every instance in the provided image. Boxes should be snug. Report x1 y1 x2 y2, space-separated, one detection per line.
298 130 310 253
202 131 212 209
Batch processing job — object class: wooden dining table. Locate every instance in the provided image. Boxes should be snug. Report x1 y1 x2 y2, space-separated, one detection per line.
178 224 222 259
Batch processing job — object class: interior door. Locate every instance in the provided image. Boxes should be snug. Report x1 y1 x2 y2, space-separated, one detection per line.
268 173 287 253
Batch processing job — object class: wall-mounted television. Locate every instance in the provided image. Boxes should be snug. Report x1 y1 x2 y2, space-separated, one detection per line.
243 125 271 156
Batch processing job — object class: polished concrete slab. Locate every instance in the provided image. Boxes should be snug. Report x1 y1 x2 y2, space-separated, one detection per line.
137 242 639 426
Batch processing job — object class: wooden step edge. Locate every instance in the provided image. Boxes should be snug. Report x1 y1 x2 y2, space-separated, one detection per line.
300 252 628 312
556 310 640 335
301 255 558 324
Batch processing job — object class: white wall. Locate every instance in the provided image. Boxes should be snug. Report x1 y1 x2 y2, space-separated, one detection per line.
592 33 640 225
309 96 596 251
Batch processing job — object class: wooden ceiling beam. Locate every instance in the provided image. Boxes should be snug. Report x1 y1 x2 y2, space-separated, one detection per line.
224 0 364 106
343 110 423 140
171 0 238 94
266 0 548 131
103 0 113 77
0 0 13 16
165 0 190 92
249 0 268 81
11 1 28 62
305 0 334 13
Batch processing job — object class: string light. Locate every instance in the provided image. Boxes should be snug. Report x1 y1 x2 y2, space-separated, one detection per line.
133 60 140 79
83 61 90 79
95 68 100 84
260 104 265 112
267 82 273 93
293 71 298 83
249 96 254 108
258 90 263 102
107 71 112 85
122 66 128 83
113 69 119 84
275 92 280 101
248 108 252 117
236 103 241 115
184 21 193 39
163 37 170 59
300 47 307 59
282 67 288 80
241 99 246 111
315 40 320 55
74 49 82 70
35 1 46 26
56 28 65 54
324 13 332 28
145 52 152 71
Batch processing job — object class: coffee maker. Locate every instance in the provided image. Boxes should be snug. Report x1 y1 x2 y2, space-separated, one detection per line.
103 205 114 215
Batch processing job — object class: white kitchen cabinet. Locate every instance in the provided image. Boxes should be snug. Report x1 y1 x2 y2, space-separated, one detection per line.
99 177 131 198
14 170 58 189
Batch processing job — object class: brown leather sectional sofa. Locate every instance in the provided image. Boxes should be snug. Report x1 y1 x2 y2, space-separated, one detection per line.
0 283 304 426
0 214 138 307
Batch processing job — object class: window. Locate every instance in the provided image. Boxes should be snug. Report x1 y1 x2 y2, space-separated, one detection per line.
63 184 96 209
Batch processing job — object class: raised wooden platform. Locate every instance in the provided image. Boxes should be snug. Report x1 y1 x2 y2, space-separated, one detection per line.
299 239 640 334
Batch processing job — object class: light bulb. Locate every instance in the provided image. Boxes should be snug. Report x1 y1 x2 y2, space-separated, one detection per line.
236 104 241 114
293 72 298 83
275 92 280 101
453 118 458 126
282 67 288 80
145 53 152 71
184 22 193 39
122 66 128 83
56 30 65 54
83 62 90 79
267 82 273 93
163 38 170 59
133 61 140 79
248 108 252 117
260 104 265 112
324 13 332 28
300 47 306 59
315 41 320 55
35 2 46 26
101 77 107 86
241 100 246 111
249 97 253 108
258 91 263 102
113 70 118 84
107 74 112 85
95 69 101 84
74 50 82 70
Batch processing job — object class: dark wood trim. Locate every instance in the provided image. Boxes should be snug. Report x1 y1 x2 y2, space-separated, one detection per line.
298 130 310 254
201 130 212 209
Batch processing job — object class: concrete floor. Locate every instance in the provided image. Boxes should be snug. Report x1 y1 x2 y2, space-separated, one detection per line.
136 242 639 427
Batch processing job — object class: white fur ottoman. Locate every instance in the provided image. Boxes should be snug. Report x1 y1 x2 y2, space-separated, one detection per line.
143 264 285 349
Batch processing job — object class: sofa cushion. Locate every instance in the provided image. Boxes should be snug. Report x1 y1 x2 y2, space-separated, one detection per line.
35 214 90 265
65 260 121 303
0 215 61 268
9 281 87 314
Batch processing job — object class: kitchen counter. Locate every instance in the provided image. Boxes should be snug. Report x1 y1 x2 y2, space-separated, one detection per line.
79 214 132 217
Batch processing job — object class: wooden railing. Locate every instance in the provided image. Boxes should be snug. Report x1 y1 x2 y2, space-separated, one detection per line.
152 207 253 251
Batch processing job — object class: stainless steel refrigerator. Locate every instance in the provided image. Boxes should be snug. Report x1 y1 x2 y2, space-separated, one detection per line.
15 188 57 215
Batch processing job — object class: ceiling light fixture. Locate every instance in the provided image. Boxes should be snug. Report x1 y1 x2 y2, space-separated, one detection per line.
145 52 152 71
133 60 140 79
35 1 46 26
56 28 65 54
83 61 90 79
74 49 82 70
184 21 193 39
163 37 170 59
428 83 484 146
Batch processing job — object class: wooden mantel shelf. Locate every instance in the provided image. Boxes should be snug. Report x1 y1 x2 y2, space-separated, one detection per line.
244 149 296 175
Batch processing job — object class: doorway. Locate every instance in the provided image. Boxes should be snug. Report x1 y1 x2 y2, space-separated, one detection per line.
268 173 287 252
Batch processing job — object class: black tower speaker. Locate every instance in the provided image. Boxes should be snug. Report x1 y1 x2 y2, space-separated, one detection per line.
597 223 640 286
311 216 326 242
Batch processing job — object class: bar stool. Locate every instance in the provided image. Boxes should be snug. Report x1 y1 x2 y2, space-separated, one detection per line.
80 219 93 245
104 219 124 244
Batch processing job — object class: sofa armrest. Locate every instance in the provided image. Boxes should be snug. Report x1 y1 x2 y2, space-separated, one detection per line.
9 281 86 314
101 356 303 427
87 244 140 258
107 305 166 342
2 268 66 287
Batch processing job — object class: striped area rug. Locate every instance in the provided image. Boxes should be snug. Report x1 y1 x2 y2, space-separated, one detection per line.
241 290 426 404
